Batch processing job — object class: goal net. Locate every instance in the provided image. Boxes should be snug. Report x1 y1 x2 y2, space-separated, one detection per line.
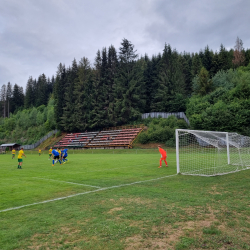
176 129 250 176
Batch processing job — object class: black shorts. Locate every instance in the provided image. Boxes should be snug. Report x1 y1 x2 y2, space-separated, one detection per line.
53 155 59 160
63 156 67 159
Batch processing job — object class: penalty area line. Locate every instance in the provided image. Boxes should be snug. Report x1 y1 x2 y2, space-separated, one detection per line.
32 177 101 188
0 174 177 213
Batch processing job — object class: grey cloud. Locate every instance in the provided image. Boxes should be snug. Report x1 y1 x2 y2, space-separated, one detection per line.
1 0 250 89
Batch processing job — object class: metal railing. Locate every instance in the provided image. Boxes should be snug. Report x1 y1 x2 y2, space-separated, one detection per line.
21 129 58 150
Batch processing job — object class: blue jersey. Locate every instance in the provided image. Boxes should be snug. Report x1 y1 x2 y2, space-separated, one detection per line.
52 149 59 156
62 149 68 157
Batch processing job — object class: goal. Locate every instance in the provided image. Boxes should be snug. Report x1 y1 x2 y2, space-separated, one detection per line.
176 129 250 176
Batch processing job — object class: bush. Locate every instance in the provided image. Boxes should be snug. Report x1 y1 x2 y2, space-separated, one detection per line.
55 130 61 137
137 116 189 144
149 127 174 142
137 133 149 144
165 139 175 147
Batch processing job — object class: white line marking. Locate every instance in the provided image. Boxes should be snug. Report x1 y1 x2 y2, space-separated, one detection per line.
70 162 174 173
32 177 101 188
85 163 154 172
0 174 177 213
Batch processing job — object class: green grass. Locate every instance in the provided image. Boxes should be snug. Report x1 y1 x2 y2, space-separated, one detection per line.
1 149 250 250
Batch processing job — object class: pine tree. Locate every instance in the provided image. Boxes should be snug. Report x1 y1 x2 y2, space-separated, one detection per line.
54 63 67 129
0 84 7 117
36 74 48 107
152 44 187 112
24 77 35 109
218 44 232 71
12 84 24 112
179 52 192 96
210 52 220 76
74 57 93 131
113 38 145 124
202 46 213 72
106 45 118 126
6 82 12 117
61 59 78 131
91 48 110 129
144 53 162 112
191 53 203 78
194 67 213 96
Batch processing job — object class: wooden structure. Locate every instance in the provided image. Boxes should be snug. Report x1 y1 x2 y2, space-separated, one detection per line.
54 125 144 149
0 143 21 153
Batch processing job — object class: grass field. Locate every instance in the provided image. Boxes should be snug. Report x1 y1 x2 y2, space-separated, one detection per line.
1 149 250 250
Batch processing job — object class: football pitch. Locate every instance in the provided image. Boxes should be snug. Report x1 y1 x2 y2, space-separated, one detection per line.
1 149 250 250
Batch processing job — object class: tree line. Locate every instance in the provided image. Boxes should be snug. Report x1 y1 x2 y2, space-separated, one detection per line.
1 37 249 135
0 99 56 145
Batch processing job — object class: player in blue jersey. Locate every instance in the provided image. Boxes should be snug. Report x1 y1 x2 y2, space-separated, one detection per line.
61 148 69 164
51 149 62 166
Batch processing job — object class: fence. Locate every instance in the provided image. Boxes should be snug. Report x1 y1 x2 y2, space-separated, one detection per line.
21 129 58 150
141 112 190 126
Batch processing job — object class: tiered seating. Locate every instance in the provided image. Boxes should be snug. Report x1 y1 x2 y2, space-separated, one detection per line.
54 132 99 148
87 130 122 148
53 126 144 149
110 128 142 147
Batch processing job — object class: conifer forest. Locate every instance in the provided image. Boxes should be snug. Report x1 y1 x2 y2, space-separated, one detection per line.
1 37 250 144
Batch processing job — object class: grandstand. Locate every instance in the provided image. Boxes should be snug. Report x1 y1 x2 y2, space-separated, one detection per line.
54 131 99 148
54 125 144 149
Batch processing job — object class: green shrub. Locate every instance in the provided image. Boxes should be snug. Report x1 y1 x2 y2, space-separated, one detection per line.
137 133 149 144
137 116 189 144
55 130 61 137
165 139 175 147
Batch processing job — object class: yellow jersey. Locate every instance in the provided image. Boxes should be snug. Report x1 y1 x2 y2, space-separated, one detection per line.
12 149 16 154
39 150 41 153
18 150 24 159
49 149 52 153
58 150 61 155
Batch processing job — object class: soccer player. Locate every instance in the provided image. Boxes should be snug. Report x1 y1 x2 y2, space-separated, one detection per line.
158 145 168 168
38 149 42 156
52 149 62 166
61 148 69 163
48 147 53 160
57 148 61 158
12 148 16 159
17 147 26 169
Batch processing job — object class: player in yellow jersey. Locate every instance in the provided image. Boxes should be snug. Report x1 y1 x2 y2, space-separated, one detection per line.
48 147 53 160
17 147 26 169
38 149 42 156
57 148 61 162
12 149 16 159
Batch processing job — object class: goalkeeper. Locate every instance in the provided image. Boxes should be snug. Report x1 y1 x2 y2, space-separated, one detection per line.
158 145 168 168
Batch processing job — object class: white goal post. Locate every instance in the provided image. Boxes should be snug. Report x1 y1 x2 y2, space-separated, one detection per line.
176 129 250 176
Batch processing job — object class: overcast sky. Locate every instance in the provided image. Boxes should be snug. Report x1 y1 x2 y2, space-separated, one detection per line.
1 0 249 90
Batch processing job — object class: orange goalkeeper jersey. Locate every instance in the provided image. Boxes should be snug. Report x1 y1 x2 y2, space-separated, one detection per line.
159 148 167 158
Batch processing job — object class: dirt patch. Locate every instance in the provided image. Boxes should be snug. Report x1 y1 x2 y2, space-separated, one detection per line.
125 206 224 250
209 185 222 195
107 207 123 214
125 234 173 250
119 197 156 206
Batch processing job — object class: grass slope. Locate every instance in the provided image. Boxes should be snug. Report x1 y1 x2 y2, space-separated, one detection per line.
0 149 250 250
